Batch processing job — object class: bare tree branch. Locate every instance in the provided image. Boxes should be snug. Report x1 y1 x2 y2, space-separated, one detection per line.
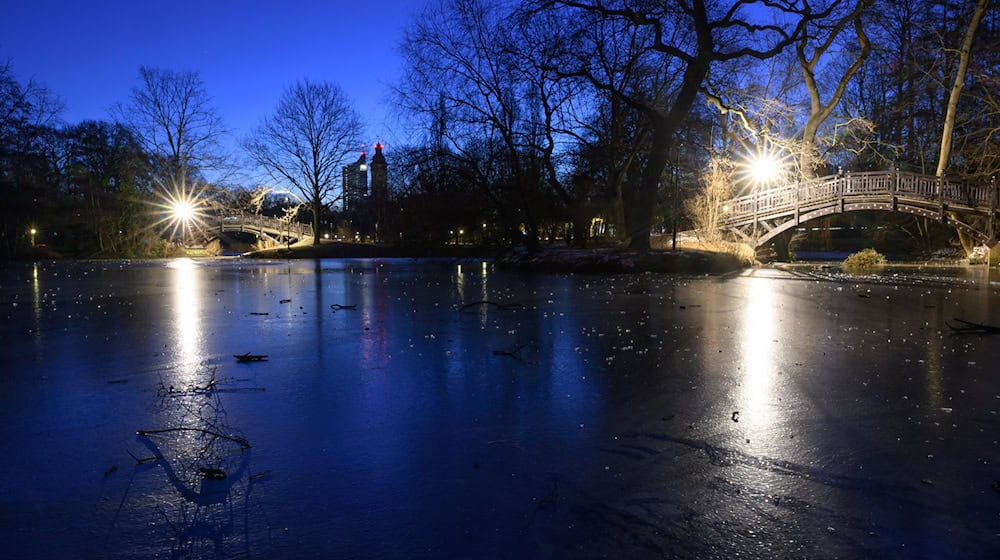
243 80 361 245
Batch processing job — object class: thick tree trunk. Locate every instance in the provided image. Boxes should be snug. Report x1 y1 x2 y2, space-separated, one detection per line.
625 68 709 249
622 2 713 251
627 122 673 250
312 198 321 246
571 204 589 249
799 132 817 179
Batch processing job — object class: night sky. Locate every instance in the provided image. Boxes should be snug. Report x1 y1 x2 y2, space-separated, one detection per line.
1 0 428 153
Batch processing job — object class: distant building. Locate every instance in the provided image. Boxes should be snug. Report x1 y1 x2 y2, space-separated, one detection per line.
342 150 368 212
341 143 390 241
370 143 388 241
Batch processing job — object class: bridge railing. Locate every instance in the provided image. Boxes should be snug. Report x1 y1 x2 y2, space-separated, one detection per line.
903 172 939 199
206 212 313 239
720 171 997 227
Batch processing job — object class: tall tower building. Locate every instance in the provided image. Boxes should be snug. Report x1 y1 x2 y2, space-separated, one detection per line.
342 150 368 212
370 143 388 241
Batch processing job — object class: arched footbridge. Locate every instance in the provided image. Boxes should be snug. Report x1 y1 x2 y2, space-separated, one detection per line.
202 213 313 245
719 171 999 248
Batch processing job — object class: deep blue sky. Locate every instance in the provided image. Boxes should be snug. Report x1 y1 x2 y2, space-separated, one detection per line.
1 0 428 155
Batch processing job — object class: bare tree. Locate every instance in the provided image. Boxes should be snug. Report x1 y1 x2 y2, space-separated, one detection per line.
401 0 546 248
796 0 872 176
535 0 811 249
935 0 989 178
685 155 734 239
549 13 657 244
243 79 361 245
115 66 228 196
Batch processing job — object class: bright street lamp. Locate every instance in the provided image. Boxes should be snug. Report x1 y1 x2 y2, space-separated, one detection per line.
171 200 195 224
30 227 37 247
164 192 203 245
744 148 785 240
749 152 781 188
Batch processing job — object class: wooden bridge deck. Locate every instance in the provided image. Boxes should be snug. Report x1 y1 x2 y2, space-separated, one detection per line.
719 171 999 247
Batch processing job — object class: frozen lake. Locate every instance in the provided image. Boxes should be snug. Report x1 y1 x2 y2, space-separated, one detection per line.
1 258 998 559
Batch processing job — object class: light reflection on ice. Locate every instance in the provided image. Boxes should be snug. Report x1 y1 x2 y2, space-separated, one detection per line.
739 277 776 438
31 262 40 343
170 258 203 382
924 329 944 411
477 261 489 327
360 267 388 370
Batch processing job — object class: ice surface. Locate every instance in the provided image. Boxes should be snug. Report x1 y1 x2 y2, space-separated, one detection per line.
1 258 998 558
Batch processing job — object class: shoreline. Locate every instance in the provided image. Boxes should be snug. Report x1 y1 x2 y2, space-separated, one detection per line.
243 242 750 274
7 243 988 274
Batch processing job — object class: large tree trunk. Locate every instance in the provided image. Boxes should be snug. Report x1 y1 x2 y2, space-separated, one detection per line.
935 0 988 253
627 123 673 250
622 2 715 250
571 204 589 249
625 61 710 250
312 197 321 246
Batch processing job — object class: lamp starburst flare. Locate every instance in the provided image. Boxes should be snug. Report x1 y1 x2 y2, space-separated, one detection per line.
149 185 210 243
740 145 791 192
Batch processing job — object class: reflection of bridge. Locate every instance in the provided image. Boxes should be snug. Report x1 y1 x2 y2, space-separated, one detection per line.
720 171 999 248
202 213 313 245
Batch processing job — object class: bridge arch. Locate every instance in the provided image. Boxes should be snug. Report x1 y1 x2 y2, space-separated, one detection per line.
719 171 998 249
198 213 314 245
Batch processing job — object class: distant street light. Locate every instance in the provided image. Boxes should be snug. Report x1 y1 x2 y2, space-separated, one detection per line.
30 227 37 248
